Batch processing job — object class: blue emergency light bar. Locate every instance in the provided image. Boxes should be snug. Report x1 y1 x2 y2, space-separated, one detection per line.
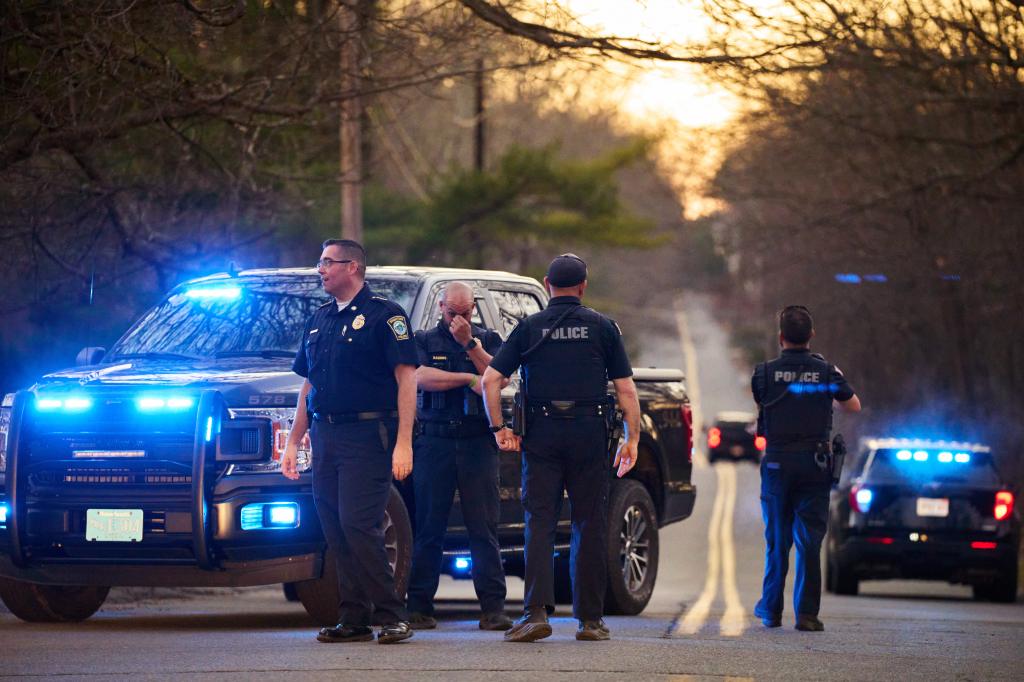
0 502 9 528
185 286 241 300
240 502 300 530
895 449 970 464
136 395 195 412
35 396 93 412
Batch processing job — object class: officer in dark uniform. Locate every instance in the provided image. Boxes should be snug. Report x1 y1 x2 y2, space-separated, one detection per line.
282 238 418 645
751 305 861 632
405 281 513 632
482 254 641 643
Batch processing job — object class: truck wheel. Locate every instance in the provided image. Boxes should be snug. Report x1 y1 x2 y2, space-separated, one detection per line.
975 560 1018 603
295 485 412 626
0 578 109 622
826 551 858 596
604 479 659 615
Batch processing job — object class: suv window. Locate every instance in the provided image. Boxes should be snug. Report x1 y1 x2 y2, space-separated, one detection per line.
865 448 1001 486
109 275 419 359
491 290 543 337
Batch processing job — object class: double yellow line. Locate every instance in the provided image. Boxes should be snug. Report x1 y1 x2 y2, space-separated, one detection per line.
673 300 747 637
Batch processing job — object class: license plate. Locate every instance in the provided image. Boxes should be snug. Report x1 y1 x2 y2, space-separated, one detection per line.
730 445 744 457
86 509 144 542
916 497 949 518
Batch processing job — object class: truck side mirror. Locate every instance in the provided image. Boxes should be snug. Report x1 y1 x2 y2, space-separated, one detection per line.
76 347 106 367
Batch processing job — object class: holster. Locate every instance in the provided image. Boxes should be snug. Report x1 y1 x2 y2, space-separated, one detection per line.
830 433 847 487
512 390 525 437
606 396 624 458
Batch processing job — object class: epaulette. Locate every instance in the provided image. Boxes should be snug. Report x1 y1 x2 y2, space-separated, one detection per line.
317 299 334 310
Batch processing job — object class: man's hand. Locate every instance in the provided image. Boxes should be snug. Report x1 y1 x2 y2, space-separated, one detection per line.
282 443 300 480
494 426 520 452
450 315 473 346
613 440 638 478
392 440 413 480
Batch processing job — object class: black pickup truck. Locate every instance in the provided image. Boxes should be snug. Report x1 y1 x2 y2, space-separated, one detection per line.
0 266 696 624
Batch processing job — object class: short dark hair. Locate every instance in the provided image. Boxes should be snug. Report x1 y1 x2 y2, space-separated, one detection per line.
779 305 813 345
322 238 366 277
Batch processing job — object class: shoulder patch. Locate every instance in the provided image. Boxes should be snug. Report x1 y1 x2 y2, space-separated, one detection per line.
387 315 410 340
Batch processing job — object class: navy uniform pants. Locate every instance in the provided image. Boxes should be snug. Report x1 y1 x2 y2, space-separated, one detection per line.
522 414 608 621
310 418 408 626
754 451 831 620
406 432 506 616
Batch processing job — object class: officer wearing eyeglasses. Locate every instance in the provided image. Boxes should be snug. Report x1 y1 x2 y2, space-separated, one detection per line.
752 305 860 632
405 281 513 632
282 238 418 645
482 253 641 643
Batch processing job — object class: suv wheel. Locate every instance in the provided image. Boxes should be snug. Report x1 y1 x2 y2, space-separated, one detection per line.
604 479 659 615
0 578 109 622
295 485 412 626
974 559 1018 603
826 547 858 596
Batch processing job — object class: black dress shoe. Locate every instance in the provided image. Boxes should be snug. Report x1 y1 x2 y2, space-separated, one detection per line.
576 619 611 641
409 612 438 630
795 614 824 632
479 611 514 631
504 610 552 643
378 621 414 644
317 624 374 643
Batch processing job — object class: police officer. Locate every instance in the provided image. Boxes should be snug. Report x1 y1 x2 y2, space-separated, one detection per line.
752 305 861 632
405 281 513 631
282 239 418 645
482 253 641 643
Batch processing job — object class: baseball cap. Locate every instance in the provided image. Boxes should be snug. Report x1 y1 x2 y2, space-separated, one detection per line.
546 253 588 287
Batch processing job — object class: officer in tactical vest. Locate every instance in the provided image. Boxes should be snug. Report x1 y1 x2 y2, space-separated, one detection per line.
752 305 861 632
482 253 641 643
405 281 513 632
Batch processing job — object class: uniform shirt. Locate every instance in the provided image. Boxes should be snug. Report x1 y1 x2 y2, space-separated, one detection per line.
489 295 632 402
415 321 503 422
292 284 418 414
751 348 854 452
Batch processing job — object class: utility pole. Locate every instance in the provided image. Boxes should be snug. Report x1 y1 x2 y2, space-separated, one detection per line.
339 0 362 241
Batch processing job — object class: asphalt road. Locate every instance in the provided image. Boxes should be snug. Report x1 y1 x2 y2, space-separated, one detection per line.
2 293 1021 680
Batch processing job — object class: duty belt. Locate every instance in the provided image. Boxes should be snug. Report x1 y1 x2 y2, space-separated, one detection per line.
312 410 398 424
527 399 609 418
416 419 490 438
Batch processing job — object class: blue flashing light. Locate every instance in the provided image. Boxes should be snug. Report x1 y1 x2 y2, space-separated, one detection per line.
240 505 264 531
166 397 194 409
138 397 165 410
835 273 862 284
913 450 929 462
454 557 471 571
185 286 241 300
268 504 298 527
855 488 873 512
896 449 912 461
955 452 971 463
137 395 195 412
863 274 888 283
205 417 213 442
36 398 63 410
0 503 8 527
37 396 92 412
937 451 953 463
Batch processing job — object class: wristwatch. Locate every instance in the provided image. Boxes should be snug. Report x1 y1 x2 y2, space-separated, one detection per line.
489 423 508 433
463 338 479 351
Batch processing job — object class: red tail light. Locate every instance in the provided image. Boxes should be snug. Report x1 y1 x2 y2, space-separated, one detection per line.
707 427 721 449
867 536 894 545
681 404 693 462
994 491 1013 521
971 541 997 550
754 436 767 451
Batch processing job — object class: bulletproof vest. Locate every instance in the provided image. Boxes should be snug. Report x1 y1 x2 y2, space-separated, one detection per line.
416 326 485 421
758 352 834 452
521 304 609 402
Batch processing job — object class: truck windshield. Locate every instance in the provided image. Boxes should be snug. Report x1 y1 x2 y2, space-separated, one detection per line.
108 276 419 360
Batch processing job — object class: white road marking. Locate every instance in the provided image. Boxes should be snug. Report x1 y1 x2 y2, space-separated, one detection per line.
673 297 705 470
718 463 747 636
675 463 724 635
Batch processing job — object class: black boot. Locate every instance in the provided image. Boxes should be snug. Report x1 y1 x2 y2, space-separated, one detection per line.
503 608 552 643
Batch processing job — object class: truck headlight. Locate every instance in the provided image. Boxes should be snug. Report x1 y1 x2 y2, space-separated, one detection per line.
226 408 311 475
0 393 13 473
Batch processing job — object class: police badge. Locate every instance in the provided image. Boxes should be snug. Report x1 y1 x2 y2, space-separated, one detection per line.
352 314 365 330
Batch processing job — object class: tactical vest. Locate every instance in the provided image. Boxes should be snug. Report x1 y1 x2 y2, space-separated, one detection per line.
521 305 609 402
757 352 834 453
415 327 485 422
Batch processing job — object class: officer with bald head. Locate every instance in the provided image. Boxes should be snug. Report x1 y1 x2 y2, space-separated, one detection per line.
405 281 513 632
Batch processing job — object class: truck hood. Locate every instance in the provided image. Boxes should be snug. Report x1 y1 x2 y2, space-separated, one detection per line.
32 359 303 408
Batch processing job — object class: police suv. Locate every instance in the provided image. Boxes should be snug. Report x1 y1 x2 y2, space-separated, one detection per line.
827 437 1019 602
0 267 696 623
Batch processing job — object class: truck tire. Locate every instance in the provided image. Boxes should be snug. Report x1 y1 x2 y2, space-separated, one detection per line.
0 578 109 622
974 559 1018 603
826 550 858 596
604 479 659 615
295 485 412 626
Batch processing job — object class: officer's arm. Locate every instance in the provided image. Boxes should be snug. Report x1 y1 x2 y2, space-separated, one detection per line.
392 364 417 480
282 379 312 480
836 394 862 412
465 334 509 387
481 367 507 429
416 366 478 391
613 377 641 446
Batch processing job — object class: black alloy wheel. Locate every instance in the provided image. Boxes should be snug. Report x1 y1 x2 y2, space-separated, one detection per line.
604 479 659 615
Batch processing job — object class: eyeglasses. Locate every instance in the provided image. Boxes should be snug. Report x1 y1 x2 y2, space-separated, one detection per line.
316 258 354 269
